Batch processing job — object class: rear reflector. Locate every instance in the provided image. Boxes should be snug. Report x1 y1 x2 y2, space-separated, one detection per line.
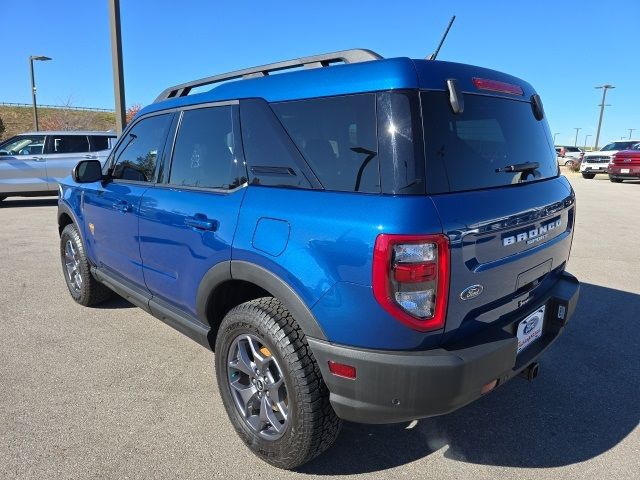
328 361 356 379
472 77 523 96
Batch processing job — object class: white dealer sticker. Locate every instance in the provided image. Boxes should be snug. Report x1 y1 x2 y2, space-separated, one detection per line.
517 306 545 354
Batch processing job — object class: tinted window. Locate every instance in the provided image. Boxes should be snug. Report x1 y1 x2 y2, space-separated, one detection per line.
272 94 379 193
169 106 244 189
601 141 637 151
421 91 558 193
112 114 172 182
90 135 115 151
240 99 314 189
0 135 45 155
49 135 90 154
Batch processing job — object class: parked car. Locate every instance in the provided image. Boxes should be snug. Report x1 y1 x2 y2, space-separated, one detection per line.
58 49 579 469
0 131 116 203
555 145 583 167
608 142 640 182
580 140 640 179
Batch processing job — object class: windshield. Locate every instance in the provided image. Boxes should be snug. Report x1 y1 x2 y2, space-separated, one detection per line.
421 92 557 193
0 135 45 156
601 141 637 151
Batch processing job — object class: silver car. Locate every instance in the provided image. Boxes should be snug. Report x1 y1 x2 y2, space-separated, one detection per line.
0 131 116 202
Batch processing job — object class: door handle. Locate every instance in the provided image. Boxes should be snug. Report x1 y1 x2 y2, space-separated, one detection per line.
83 154 98 159
185 214 217 231
31 157 45 162
112 200 132 213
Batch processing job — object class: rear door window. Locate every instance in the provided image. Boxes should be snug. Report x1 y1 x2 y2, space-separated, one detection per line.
272 94 379 193
169 106 244 190
421 91 558 193
48 135 90 154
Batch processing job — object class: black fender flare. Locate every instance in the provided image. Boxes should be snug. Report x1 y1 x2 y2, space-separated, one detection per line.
195 260 327 341
58 201 86 243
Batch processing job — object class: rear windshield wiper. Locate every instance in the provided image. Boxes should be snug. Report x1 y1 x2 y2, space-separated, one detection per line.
495 162 539 173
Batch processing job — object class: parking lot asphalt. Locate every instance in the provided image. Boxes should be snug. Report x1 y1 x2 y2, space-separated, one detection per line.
1 172 638 480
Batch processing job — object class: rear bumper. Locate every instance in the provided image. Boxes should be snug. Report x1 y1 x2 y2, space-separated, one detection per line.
309 271 579 424
608 165 640 178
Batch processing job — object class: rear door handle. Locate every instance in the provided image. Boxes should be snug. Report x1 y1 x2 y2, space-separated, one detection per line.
31 157 45 162
185 214 217 231
83 154 98 159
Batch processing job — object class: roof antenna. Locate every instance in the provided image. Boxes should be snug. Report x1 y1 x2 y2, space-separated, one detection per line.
427 15 456 60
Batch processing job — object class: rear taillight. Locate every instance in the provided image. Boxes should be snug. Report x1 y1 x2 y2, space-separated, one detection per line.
373 234 449 332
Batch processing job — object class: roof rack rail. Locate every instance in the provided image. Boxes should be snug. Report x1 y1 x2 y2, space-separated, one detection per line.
153 49 383 103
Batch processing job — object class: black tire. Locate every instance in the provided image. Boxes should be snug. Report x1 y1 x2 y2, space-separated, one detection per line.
609 176 623 183
581 173 596 179
60 223 112 306
215 297 342 469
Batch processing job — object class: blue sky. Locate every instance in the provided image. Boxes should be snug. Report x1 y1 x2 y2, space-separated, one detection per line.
1 0 638 147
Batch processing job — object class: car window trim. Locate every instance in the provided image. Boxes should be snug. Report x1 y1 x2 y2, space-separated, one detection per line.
161 100 245 192
108 111 177 185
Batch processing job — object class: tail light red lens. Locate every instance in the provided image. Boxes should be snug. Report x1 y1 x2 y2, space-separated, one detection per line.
328 361 356 379
373 234 450 332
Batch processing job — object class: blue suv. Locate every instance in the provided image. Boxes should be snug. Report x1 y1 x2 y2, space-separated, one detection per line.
58 49 580 469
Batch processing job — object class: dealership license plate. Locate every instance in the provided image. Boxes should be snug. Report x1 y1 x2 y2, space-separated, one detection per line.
516 306 545 354
621 168 630 173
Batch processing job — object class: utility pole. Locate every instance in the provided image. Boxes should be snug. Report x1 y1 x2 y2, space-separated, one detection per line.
553 132 560 144
573 127 581 147
594 84 615 150
629 128 636 140
108 0 126 134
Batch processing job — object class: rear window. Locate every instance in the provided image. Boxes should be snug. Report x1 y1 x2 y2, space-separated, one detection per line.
272 94 379 193
421 91 557 193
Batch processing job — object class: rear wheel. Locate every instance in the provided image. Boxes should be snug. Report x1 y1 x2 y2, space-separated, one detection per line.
60 223 112 306
609 176 623 183
581 173 596 179
215 297 342 469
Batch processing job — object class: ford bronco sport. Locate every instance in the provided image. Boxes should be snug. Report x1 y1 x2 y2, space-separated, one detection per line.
58 49 580 469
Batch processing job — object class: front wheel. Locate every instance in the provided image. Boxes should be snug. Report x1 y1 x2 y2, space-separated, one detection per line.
581 172 596 179
215 297 342 469
60 223 112 306
609 176 623 183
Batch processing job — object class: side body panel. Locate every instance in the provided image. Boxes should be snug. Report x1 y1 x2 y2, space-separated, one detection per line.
233 186 444 350
0 154 49 193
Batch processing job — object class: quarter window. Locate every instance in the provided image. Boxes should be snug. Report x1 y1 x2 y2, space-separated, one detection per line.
169 106 244 190
272 94 379 193
111 114 172 182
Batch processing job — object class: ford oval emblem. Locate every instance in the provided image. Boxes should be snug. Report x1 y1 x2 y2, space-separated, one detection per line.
460 284 483 300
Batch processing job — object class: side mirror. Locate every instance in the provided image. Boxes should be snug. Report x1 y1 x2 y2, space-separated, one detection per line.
72 159 103 183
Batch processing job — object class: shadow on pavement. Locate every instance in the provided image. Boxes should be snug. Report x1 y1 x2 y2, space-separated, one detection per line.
0 197 58 208
300 283 640 475
96 295 135 310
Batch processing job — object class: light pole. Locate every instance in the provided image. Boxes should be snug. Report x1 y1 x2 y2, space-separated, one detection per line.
108 0 126 134
573 127 581 147
584 134 592 149
594 84 615 150
553 132 560 144
29 55 52 131
629 128 636 140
